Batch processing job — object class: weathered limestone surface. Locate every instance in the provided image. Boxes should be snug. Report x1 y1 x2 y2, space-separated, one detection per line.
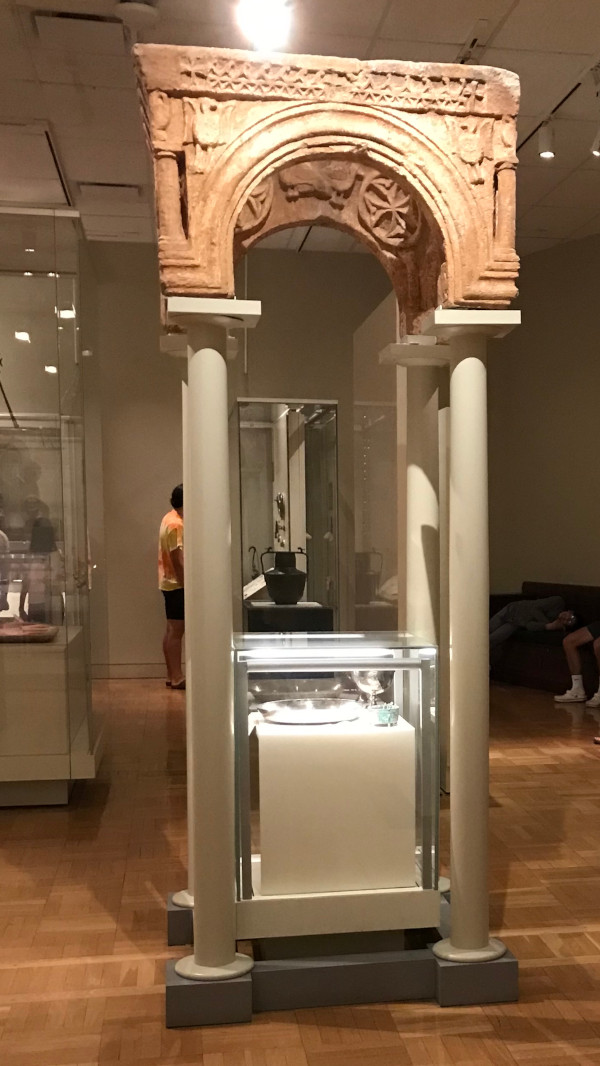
134 46 520 327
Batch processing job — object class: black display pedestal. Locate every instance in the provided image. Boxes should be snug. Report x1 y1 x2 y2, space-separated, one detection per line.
244 600 334 633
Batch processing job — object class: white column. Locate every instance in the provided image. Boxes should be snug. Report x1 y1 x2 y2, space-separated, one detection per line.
437 401 450 794
396 366 408 631
420 309 518 963
172 382 195 910
175 324 253 981
434 333 504 960
406 364 441 645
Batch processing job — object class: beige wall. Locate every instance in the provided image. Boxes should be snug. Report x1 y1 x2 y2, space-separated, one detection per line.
84 243 185 676
489 235 600 592
87 242 390 674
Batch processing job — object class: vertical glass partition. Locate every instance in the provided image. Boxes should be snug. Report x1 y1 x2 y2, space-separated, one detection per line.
0 210 93 798
238 400 339 627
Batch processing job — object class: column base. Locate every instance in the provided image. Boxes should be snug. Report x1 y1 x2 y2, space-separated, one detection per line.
434 947 518 1007
175 952 254 982
167 893 194 946
432 937 506 963
172 889 194 908
166 960 252 1027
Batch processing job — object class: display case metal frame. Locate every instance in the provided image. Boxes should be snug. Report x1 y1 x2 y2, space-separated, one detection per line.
233 632 439 940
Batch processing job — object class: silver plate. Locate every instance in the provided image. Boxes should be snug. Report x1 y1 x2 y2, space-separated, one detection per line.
258 697 362 726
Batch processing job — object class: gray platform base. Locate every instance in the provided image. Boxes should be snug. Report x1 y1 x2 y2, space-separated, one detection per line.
435 950 519 1006
165 960 252 1028
167 894 193 947
253 949 434 1013
0 779 72 806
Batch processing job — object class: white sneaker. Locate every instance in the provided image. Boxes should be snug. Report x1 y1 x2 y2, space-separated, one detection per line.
586 693 600 708
554 688 586 702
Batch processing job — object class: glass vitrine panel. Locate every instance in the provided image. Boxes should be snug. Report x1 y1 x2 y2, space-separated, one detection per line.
0 212 93 785
233 633 438 904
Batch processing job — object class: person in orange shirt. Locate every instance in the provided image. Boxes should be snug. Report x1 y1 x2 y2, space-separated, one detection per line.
158 484 185 690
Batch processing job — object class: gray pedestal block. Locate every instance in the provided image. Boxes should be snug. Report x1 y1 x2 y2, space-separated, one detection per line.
167 894 193 946
252 949 435 1013
434 950 519 1006
165 961 253 1028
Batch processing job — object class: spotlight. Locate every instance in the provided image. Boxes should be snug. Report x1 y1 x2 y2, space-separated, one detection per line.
538 122 555 159
591 129 600 157
15 331 30 342
44 365 58 375
236 0 292 51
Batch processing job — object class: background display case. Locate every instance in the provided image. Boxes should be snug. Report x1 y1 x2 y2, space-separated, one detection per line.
233 633 439 940
238 400 338 632
0 211 99 804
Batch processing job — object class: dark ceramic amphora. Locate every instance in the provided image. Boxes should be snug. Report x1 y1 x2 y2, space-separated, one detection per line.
261 548 308 605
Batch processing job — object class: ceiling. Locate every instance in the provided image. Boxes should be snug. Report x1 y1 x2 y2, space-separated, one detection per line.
0 0 599 257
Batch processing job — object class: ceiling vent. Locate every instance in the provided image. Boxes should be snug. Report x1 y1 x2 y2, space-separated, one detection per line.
77 182 143 203
24 8 127 55
114 1 159 31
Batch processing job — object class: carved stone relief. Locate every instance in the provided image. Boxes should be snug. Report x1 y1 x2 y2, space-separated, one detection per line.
134 45 520 317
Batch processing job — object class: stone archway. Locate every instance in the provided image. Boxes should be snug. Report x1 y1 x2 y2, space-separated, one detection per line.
135 46 519 330
134 44 523 1004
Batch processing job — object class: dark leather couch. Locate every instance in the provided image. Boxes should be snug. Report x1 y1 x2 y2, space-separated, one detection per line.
490 581 600 695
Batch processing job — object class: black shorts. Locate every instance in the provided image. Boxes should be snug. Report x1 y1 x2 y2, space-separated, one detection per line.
586 620 600 640
162 588 185 621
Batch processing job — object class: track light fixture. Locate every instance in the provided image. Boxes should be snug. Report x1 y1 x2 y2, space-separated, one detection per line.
538 121 555 159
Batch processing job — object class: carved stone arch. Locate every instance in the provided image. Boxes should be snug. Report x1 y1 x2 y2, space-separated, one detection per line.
134 46 520 327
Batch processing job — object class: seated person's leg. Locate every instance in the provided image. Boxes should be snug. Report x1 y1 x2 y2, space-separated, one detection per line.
583 629 600 709
555 626 594 702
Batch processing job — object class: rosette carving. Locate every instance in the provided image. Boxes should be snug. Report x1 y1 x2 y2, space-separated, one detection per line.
358 177 422 252
235 179 274 236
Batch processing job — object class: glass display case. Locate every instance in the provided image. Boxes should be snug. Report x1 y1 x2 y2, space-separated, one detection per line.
233 633 438 937
0 211 97 804
238 400 338 631
353 401 398 631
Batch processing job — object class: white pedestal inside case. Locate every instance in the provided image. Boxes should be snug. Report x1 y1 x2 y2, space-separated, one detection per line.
257 716 416 896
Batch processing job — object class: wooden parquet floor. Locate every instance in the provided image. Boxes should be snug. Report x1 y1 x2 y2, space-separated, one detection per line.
1 680 600 1066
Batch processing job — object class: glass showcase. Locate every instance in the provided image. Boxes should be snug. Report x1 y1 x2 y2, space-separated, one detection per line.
353 401 398 630
234 633 438 906
238 400 338 622
0 211 94 797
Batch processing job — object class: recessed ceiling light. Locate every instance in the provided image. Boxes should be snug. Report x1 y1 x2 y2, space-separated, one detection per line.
25 247 34 253
15 331 30 342
44 365 58 375
47 272 57 278
23 271 33 277
236 0 292 51
57 307 76 320
538 121 555 159
591 129 600 157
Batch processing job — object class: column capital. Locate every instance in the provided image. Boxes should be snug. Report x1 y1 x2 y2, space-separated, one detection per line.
379 337 450 369
166 295 262 329
420 307 520 340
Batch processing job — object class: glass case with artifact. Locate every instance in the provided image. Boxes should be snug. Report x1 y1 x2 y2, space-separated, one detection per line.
0 212 98 804
238 400 338 633
233 633 439 940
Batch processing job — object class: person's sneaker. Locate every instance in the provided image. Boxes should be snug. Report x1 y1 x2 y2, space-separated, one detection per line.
586 693 600 708
554 688 586 702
